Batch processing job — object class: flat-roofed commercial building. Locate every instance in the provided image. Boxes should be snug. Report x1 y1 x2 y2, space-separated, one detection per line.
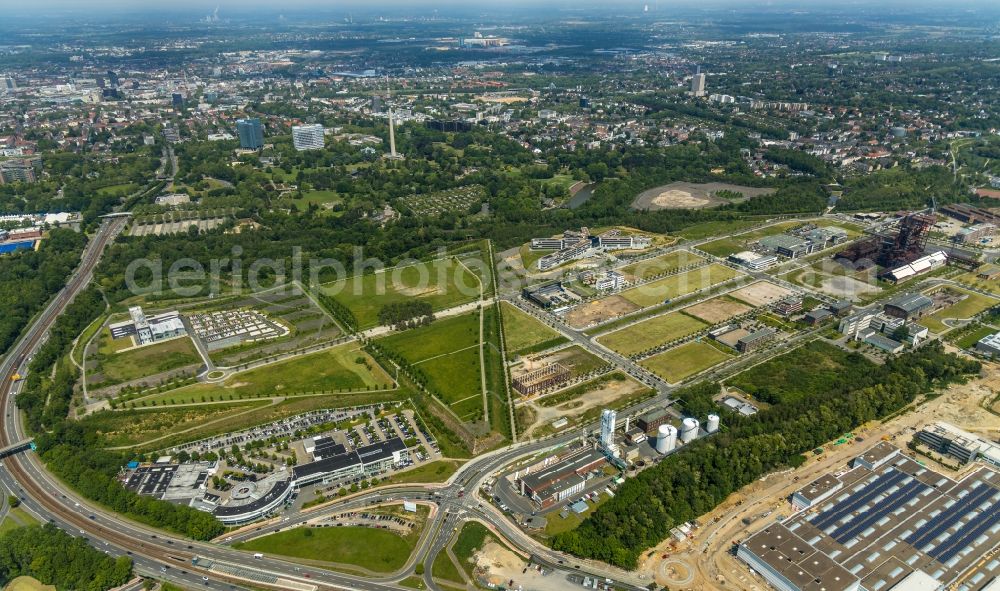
738 445 1000 591
518 449 606 509
977 332 1000 358
883 293 934 320
916 422 1000 468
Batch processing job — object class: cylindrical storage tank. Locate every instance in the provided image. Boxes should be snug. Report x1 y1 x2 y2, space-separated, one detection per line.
707 414 720 434
680 417 699 444
655 424 677 454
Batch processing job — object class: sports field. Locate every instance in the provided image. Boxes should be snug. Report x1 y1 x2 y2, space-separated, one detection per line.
640 341 732 383
618 251 706 281
619 264 741 308
135 343 391 406
378 313 484 421
322 258 481 328
597 312 707 357
500 302 566 355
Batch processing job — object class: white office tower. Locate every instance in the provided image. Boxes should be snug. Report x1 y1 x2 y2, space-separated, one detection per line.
1 76 15 93
707 414 720 434
680 417 699 443
656 424 678 454
292 124 324 151
691 72 706 97
600 409 617 449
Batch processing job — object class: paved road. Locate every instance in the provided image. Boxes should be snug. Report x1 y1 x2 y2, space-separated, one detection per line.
0 211 945 591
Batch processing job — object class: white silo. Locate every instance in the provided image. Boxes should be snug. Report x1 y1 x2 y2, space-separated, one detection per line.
655 424 677 454
680 417 699 443
707 414 720 434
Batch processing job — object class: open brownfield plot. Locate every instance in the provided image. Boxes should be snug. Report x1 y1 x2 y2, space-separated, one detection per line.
618 251 706 282
596 311 707 357
640 341 733 384
632 182 775 211
564 295 640 329
520 345 607 379
728 281 793 307
619 264 742 308
682 296 753 324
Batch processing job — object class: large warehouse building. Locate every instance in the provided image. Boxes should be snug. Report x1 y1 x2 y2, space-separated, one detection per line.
738 445 1000 591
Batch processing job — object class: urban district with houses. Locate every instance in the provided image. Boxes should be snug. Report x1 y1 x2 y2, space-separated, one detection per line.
0 2 999 591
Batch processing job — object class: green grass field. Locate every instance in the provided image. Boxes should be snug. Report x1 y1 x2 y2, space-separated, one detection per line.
382 460 463 485
235 525 417 573
618 251 706 281
298 190 342 206
951 324 997 349
0 507 40 535
95 337 201 384
96 183 139 197
378 313 483 420
640 341 732 383
550 345 607 377
675 219 762 240
619 264 741 308
500 302 566 355
322 258 481 328
519 243 554 271
954 270 1000 294
697 221 803 257
597 312 707 356
136 343 391 405
83 401 271 448
920 289 999 333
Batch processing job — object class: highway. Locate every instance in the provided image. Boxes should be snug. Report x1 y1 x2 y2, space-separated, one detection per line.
0 215 648 591
0 211 918 591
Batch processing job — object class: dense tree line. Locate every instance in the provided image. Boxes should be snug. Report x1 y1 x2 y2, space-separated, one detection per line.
14 288 226 541
0 228 86 357
36 422 225 541
765 147 832 177
17 286 104 432
0 524 132 591
551 341 979 568
378 301 434 328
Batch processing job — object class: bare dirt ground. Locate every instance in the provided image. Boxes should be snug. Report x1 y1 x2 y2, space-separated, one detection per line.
521 378 647 437
636 359 1000 591
684 298 753 324
729 281 793 307
564 296 639 329
632 182 776 211
817 275 880 299
476 540 577 591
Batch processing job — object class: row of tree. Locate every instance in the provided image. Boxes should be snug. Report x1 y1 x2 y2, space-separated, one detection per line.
13 286 227 541
0 228 86 357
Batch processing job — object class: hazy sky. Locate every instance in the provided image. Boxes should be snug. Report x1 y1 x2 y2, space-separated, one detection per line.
9 0 1000 20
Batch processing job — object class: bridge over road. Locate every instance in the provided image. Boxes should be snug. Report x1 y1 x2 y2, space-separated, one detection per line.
0 439 33 459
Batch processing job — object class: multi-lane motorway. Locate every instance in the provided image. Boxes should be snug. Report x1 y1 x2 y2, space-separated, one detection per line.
0 212 895 591
0 215 650 591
